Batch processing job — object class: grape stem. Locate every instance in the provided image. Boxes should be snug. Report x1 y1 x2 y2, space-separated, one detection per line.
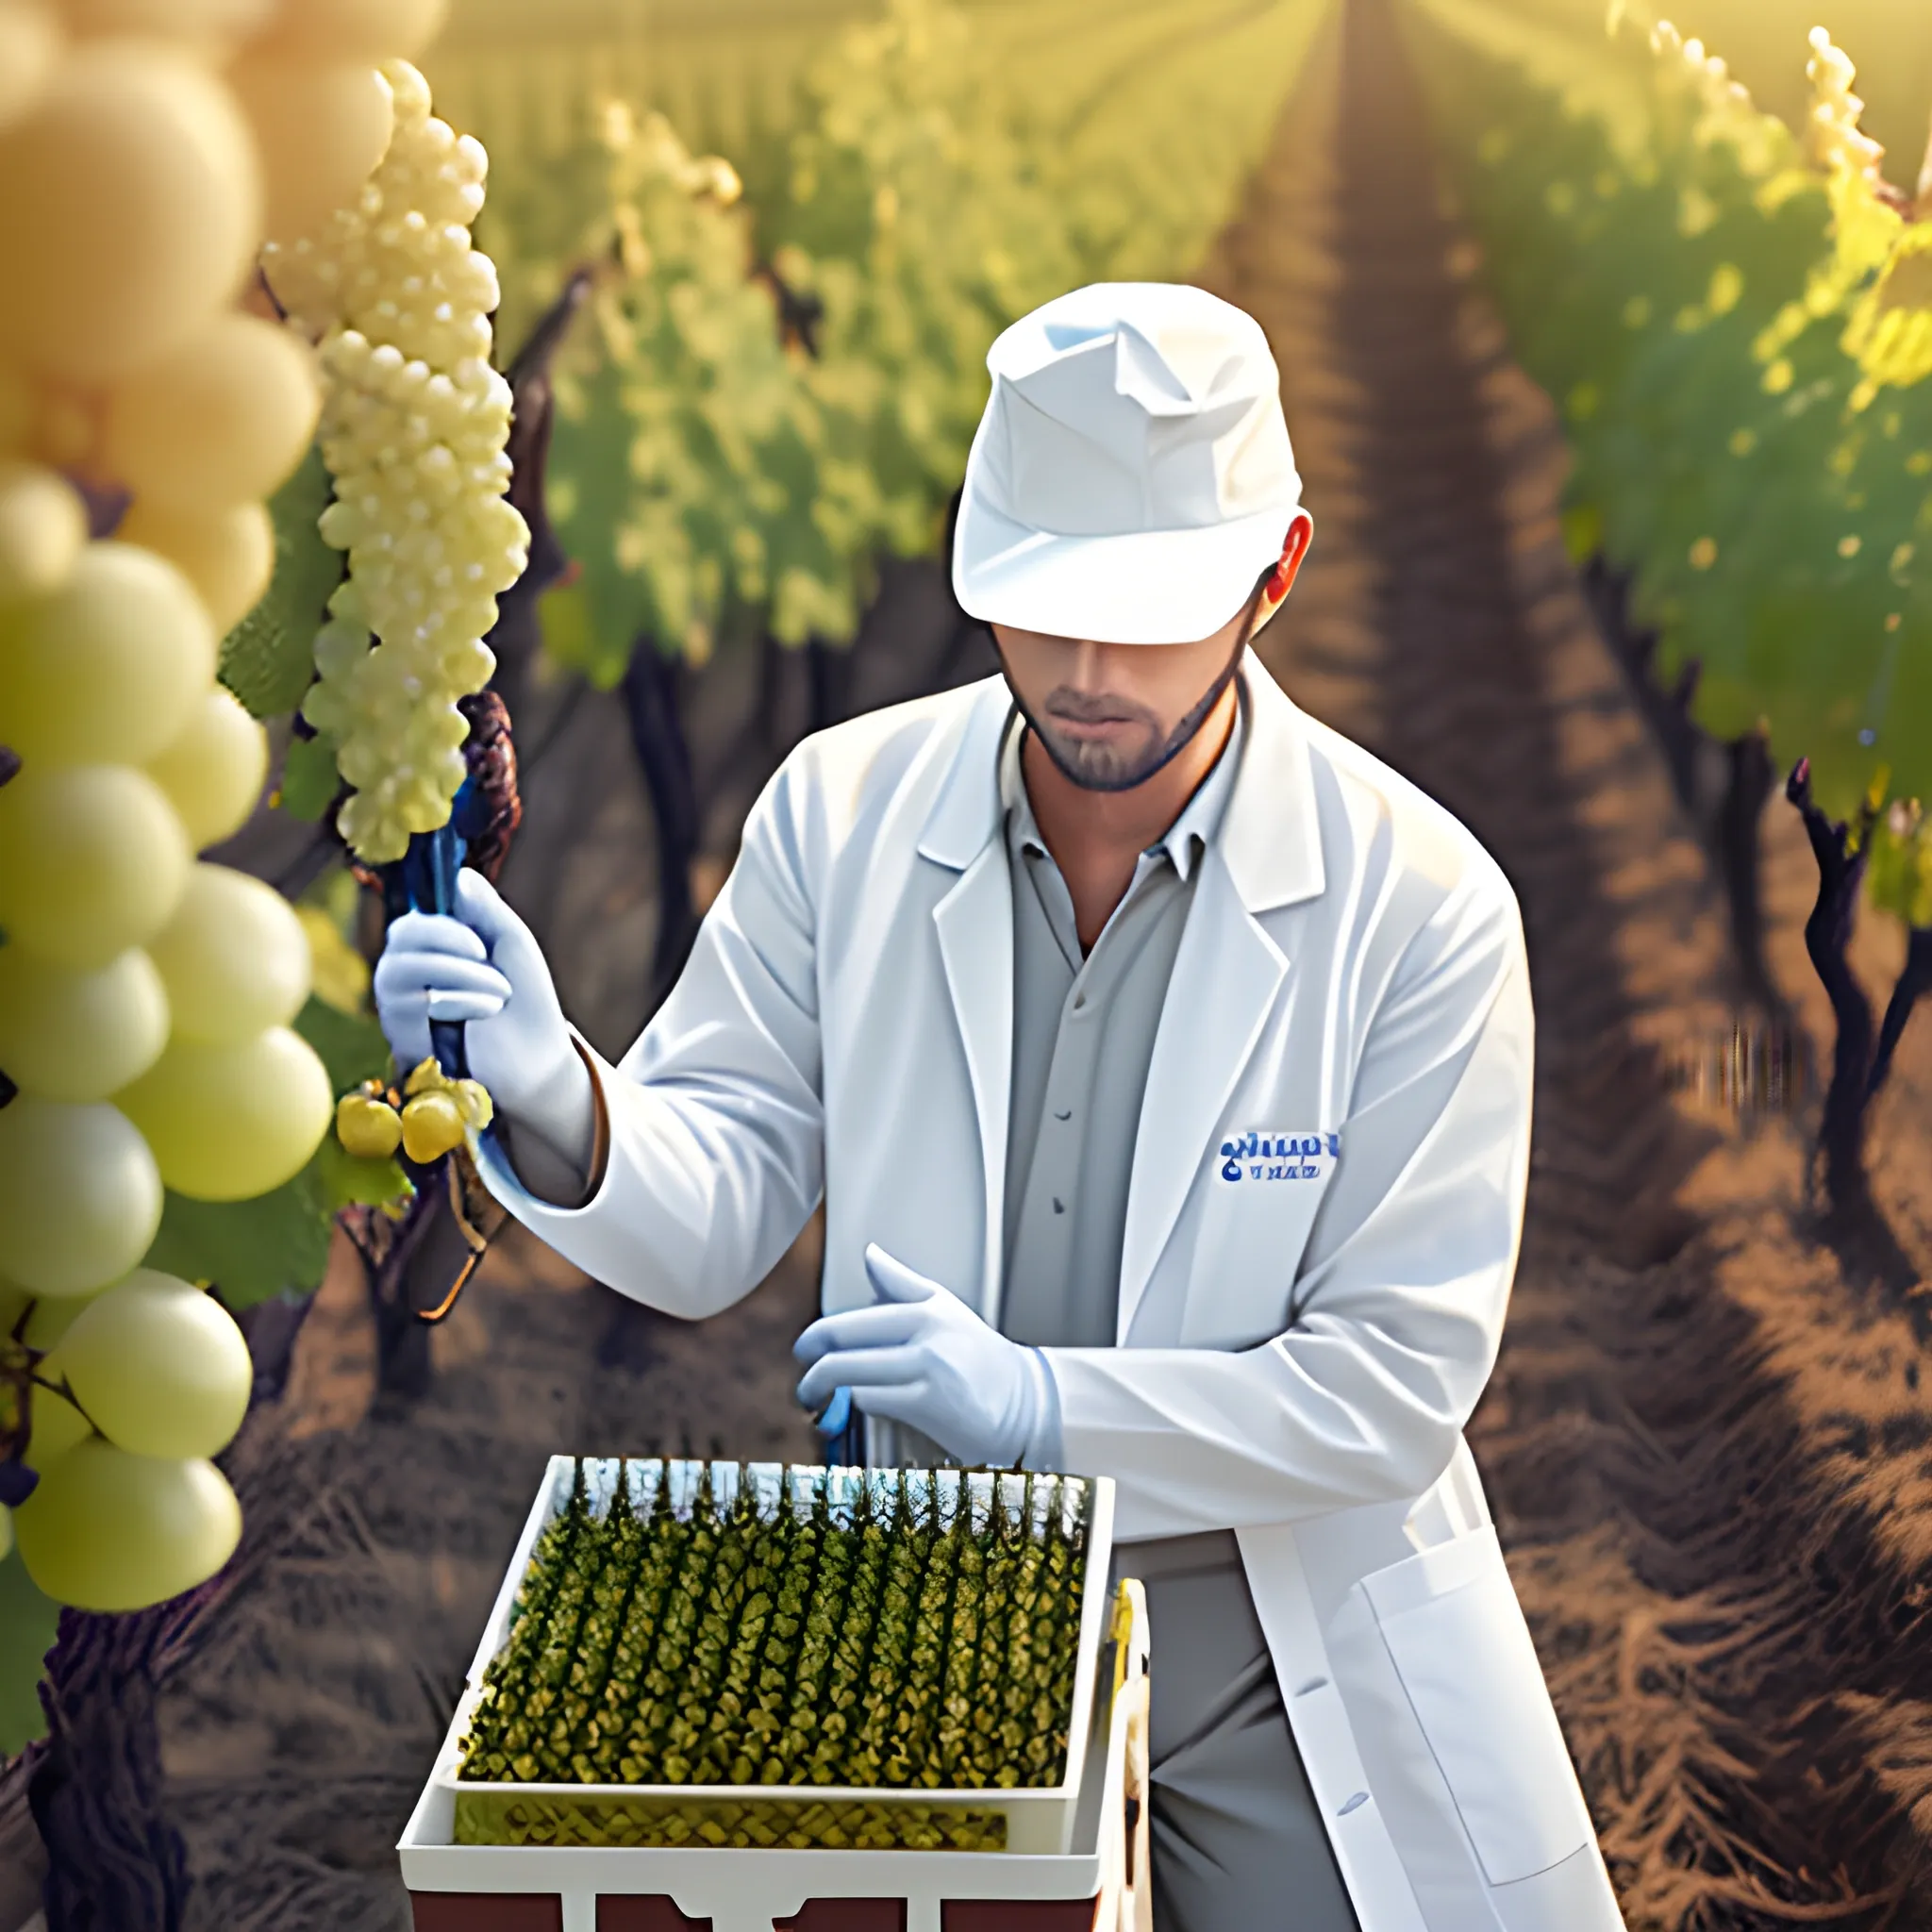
27 1370 99 1438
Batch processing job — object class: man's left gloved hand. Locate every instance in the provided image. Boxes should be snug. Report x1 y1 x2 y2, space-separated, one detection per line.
793 1244 1062 1470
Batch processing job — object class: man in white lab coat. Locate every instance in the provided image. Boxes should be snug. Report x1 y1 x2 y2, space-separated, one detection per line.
375 283 1626 1932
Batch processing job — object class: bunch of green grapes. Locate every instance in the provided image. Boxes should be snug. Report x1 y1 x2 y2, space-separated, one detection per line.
261 60 528 865
0 520 332 1604
0 0 448 1613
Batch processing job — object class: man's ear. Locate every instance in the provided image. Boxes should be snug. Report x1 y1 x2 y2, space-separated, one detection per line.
1251 511 1314 633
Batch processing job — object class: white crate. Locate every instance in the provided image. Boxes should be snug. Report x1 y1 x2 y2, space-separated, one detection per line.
404 1460 1120 1885
399 1550 1153 1932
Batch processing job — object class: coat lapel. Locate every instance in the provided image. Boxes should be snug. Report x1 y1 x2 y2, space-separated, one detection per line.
1119 853 1288 1339
931 850 1013 1325
918 682 1017 1325
1118 658 1328 1340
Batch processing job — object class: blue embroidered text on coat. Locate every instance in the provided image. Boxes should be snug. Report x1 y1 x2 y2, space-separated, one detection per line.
1219 1131 1340 1184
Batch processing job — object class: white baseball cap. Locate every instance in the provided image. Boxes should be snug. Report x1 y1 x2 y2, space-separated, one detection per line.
951 282 1304 646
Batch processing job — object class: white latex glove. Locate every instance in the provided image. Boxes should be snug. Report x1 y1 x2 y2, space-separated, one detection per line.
372 870 593 1164
793 1244 1063 1470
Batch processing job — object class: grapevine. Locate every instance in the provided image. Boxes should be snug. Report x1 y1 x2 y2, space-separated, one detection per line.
1402 0 1932 1212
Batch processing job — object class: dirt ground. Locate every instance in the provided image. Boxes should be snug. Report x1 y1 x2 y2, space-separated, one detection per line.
7 1 1932 1926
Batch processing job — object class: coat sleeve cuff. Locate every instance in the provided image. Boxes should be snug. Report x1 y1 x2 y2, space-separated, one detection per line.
1024 1347 1065 1473
475 1032 614 1220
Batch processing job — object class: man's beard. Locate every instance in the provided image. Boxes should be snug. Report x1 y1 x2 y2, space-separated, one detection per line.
1001 629 1250 794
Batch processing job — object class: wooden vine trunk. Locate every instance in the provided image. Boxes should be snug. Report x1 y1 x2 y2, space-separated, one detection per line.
27 1592 219 1932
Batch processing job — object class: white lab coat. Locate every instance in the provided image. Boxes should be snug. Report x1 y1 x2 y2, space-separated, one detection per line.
478 654 1626 1932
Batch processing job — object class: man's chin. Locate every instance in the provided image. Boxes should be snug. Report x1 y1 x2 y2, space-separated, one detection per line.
1037 731 1166 793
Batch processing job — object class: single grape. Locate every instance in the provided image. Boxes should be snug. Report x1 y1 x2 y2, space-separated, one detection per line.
0 458 86 602
25 1288 101 1351
449 1078 493 1131
0 762 191 968
23 1384 93 1471
114 1024 333 1202
58 0 267 32
0 539 216 765
12 1440 242 1611
0 944 169 1101
0 1500 10 1561
229 54 393 242
143 863 311 1045
144 686 269 851
47 1269 252 1461
0 1096 162 1299
256 0 447 60
115 497 275 635
336 1091 403 1159
400 1088 465 1162
0 42 259 383
0 1 58 137
0 1463 35 1509
103 312 320 512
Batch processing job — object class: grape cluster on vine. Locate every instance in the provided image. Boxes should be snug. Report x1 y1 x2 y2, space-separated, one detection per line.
264 60 528 865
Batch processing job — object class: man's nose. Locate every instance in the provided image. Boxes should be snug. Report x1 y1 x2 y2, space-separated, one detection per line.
1067 637 1128 688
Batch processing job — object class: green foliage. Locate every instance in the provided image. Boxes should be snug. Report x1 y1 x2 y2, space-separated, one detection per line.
0 1549 58 1756
468 0 1330 678
292 992 391 1095
278 731 343 822
1404 0 1932 832
1867 799 1932 925
142 1162 335 1311
525 108 899 678
316 1139 414 1213
1460 0 1932 161
218 446 341 722
991 0 1336 288
774 2 1079 548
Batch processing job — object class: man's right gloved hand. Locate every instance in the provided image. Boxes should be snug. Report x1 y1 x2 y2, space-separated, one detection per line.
373 871 597 1172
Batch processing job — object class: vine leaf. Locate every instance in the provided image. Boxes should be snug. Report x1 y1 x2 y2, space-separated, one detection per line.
142 1165 335 1313
278 731 343 823
0 1549 59 1755
316 1139 413 1214
217 444 341 721
292 993 391 1096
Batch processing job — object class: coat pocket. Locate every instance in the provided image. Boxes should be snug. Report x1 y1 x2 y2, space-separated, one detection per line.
1357 1524 1594 1888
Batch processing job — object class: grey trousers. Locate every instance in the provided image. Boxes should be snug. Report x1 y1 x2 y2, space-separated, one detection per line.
1115 1532 1362 1932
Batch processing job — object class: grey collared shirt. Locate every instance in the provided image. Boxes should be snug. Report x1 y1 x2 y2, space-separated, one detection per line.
997 700 1244 1349
996 694 1360 1932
